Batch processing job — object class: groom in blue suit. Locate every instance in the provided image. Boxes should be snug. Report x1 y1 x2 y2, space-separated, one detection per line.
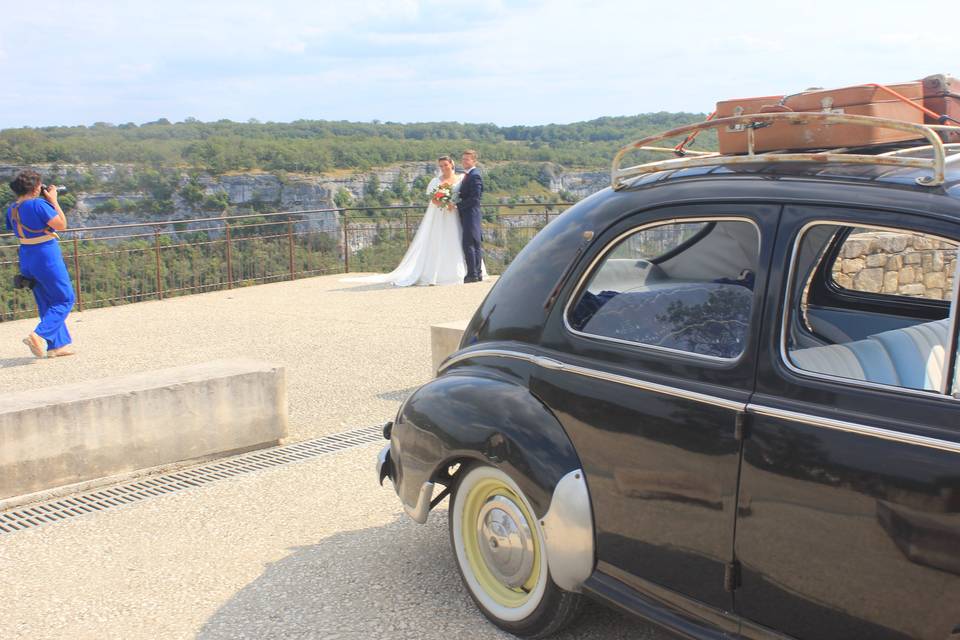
458 149 484 282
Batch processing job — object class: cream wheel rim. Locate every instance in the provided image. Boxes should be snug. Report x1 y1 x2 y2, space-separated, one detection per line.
452 466 548 621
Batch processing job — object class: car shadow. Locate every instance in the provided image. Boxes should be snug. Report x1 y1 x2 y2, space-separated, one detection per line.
196 512 666 640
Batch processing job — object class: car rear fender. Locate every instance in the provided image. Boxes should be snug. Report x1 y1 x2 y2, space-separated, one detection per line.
391 371 584 520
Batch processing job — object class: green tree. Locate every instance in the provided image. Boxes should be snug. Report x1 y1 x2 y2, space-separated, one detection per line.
391 173 408 201
411 175 431 198
94 198 121 213
365 175 381 202
179 178 205 207
334 188 353 209
202 191 230 211
0 183 14 206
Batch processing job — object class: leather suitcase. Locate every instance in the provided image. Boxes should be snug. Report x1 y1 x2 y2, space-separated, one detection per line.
921 74 960 142
716 95 783 154
716 82 925 153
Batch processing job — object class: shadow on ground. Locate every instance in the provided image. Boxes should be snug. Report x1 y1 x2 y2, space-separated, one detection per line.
332 282 396 293
0 356 38 369
197 511 666 640
376 386 419 402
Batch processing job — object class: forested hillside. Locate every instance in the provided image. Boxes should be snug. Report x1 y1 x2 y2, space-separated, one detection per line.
0 113 716 320
0 113 714 174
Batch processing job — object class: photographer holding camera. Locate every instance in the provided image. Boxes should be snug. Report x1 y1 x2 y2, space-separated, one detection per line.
5 169 76 358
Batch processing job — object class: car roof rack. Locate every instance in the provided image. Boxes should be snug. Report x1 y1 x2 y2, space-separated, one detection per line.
611 112 960 190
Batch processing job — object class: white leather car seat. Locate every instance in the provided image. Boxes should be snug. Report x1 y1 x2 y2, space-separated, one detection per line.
789 318 949 391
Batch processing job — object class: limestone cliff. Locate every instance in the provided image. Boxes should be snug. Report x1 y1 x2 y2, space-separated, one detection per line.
0 161 605 231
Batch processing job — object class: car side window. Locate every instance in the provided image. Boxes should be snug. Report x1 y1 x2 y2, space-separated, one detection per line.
831 227 956 301
786 222 958 393
567 219 760 359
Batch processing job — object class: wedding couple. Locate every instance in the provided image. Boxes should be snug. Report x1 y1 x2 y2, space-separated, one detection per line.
347 150 486 287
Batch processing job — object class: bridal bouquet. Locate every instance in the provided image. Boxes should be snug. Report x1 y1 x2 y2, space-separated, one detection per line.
430 183 456 209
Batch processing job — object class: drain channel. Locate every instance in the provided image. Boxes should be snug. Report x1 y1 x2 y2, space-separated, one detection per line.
0 424 385 535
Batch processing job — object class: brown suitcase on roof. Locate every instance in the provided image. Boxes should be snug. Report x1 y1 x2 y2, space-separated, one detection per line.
715 94 783 154
921 74 960 142
716 82 926 154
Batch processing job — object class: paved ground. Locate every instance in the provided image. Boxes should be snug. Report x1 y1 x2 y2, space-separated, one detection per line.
0 444 667 640
0 276 669 639
0 274 497 441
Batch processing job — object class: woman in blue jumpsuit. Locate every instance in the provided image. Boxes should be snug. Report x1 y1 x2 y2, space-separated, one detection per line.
5 170 75 358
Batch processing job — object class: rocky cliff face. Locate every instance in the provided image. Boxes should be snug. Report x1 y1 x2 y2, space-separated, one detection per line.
539 163 607 198
0 161 606 231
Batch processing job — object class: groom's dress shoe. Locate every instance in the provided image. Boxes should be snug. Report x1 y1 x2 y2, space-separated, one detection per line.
464 276 478 283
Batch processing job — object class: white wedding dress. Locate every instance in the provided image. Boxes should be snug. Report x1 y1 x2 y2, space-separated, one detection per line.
344 174 485 286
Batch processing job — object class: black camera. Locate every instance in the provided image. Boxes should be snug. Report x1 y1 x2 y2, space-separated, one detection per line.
13 273 36 290
40 184 67 195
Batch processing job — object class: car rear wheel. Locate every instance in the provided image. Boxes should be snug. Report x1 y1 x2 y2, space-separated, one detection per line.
449 463 582 638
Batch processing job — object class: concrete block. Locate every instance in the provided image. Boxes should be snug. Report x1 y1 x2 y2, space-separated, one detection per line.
431 320 468 373
0 359 287 500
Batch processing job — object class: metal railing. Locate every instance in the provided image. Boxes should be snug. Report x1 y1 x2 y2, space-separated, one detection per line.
1 202 572 321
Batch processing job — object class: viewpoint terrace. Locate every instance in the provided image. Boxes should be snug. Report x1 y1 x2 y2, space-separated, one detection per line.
0 275 660 639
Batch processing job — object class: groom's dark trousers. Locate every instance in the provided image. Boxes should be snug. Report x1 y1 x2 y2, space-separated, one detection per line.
457 168 484 280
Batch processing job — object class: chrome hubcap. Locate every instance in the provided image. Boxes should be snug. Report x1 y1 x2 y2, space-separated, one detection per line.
476 495 535 588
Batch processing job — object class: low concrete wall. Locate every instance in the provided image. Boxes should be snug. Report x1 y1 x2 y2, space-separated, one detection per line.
431 320 468 373
0 359 287 500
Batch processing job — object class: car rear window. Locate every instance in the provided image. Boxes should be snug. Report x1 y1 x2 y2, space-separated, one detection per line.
567 218 760 360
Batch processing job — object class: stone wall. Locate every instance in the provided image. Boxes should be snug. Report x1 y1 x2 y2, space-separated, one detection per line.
831 231 957 300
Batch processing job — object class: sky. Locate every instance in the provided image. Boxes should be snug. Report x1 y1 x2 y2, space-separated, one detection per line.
0 0 957 129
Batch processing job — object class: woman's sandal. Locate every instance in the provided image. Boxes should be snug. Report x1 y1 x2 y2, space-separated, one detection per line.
22 333 46 358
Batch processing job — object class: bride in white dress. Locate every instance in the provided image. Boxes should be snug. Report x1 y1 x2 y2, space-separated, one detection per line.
344 156 484 286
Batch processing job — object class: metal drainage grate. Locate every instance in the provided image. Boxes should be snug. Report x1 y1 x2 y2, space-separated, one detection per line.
0 424 384 535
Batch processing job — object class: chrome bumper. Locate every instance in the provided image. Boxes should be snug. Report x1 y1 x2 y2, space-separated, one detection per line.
376 445 391 486
376 443 435 525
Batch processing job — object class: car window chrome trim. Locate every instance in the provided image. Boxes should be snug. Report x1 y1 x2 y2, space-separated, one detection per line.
945 251 960 396
439 348 566 374
781 218 960 401
440 348 745 412
561 215 762 365
749 404 960 455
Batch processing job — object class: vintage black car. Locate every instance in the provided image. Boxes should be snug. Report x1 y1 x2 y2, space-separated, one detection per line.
378 113 960 639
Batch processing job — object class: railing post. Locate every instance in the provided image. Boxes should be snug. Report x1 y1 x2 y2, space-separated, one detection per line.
154 227 163 300
225 222 233 289
342 211 350 274
72 235 83 312
403 210 410 248
288 220 295 280
544 208 549 228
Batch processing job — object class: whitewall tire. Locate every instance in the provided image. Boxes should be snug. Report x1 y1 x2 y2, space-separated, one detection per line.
449 463 582 637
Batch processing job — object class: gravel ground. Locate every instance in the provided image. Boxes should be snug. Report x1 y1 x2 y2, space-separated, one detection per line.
0 443 668 639
0 274 496 441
